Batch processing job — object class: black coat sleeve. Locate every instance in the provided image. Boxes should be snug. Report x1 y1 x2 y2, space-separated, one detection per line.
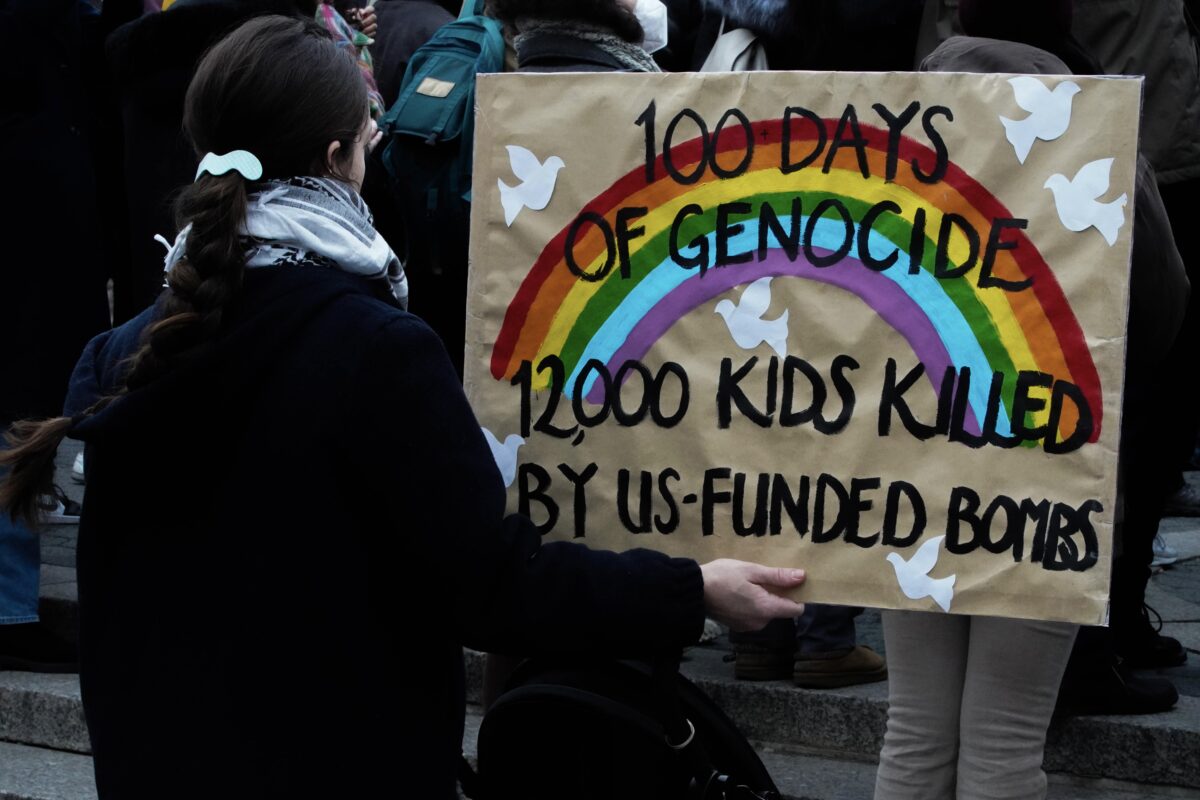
346 314 706 656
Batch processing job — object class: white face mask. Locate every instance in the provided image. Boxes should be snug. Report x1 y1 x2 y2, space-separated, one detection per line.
632 0 670 54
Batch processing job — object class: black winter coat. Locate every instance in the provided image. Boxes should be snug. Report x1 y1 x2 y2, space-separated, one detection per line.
70 265 704 799
0 0 110 423
372 0 454 107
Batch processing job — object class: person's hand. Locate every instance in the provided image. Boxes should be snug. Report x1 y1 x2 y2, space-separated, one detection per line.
366 118 383 154
351 6 377 38
700 559 806 632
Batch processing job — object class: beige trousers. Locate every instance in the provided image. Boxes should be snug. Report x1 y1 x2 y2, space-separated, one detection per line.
874 611 1078 800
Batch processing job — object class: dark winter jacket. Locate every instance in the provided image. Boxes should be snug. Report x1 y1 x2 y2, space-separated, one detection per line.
516 31 634 72
372 0 454 107
955 0 1103 75
1072 0 1200 184
68 264 704 799
63 305 154 418
0 0 111 423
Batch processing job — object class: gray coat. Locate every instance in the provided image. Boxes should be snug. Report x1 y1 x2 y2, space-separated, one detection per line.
1072 0 1200 184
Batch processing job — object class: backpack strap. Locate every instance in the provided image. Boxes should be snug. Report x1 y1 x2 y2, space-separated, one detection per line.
460 0 487 20
651 656 781 800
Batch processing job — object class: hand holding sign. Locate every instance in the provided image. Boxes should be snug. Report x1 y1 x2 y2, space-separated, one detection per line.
700 559 806 632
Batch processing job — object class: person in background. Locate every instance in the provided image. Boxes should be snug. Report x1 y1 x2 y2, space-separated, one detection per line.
1072 0 1200 523
875 35 1081 800
0 16 807 797
489 0 664 72
869 36 1187 800
0 0 111 672
361 0 455 107
955 0 1099 72
684 0 925 71
1062 0 1199 710
732 605 887 689
944 0 1192 712
316 1 386 117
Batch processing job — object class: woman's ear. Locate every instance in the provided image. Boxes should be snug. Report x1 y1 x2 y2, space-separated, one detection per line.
324 139 344 176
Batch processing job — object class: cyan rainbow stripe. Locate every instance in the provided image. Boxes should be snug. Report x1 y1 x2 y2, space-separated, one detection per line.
490 118 1101 442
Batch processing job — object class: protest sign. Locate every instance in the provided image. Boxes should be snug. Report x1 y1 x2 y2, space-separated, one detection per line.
464 71 1141 624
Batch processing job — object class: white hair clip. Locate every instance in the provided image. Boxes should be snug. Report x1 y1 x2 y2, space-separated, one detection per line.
195 150 263 182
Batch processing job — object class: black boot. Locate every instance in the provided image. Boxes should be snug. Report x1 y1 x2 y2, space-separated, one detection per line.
1114 604 1187 669
1058 654 1178 716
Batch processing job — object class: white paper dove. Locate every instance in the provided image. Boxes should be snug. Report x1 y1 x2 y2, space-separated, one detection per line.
886 535 956 613
999 76 1080 164
714 277 789 359
498 144 565 227
481 427 524 488
1044 158 1128 246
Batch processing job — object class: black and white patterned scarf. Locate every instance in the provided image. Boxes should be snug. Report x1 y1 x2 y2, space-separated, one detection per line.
164 177 408 309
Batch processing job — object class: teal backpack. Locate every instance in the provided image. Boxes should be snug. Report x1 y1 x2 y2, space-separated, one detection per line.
379 0 504 270
377 0 504 373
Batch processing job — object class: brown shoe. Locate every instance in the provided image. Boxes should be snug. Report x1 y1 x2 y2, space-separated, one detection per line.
793 645 887 689
733 643 795 681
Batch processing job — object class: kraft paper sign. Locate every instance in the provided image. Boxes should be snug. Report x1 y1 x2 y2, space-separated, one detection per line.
464 71 1141 625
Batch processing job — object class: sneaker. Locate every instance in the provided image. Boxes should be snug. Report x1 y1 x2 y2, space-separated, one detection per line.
71 452 85 484
1115 605 1187 669
38 486 80 525
1163 482 1200 516
793 645 888 689
1151 534 1179 567
732 642 795 681
0 623 78 673
698 617 723 645
1057 657 1178 715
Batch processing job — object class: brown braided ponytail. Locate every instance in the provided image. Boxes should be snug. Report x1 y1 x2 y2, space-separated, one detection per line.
1 14 369 525
123 173 250 390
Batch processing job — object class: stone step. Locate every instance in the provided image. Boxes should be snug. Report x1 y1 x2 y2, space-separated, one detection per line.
467 706 1200 800
0 742 96 800
4 649 1198 789
0 674 89 755
2 704 1190 800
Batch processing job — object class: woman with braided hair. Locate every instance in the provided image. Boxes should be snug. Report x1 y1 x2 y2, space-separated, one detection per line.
0 15 806 798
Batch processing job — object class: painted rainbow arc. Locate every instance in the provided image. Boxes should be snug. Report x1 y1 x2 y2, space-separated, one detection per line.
489 117 1102 443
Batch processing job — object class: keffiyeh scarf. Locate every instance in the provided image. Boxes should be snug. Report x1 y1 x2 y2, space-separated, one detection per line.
164 177 408 309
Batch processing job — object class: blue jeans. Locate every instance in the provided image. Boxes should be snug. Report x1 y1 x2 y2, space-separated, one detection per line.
0 463 40 624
